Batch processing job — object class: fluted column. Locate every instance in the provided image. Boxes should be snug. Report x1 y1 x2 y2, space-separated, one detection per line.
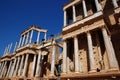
18 55 25 76
44 32 47 41
32 54 37 77
37 31 40 44
64 10 67 26
29 30 34 43
14 56 20 76
112 0 118 8
87 31 96 72
6 61 12 77
101 27 119 70
10 58 17 77
22 54 29 76
18 36 22 48
62 40 67 73
21 35 25 46
95 0 102 11
25 32 29 44
0 61 7 77
74 36 79 73
73 5 76 22
35 50 42 76
50 41 56 76
82 0 88 17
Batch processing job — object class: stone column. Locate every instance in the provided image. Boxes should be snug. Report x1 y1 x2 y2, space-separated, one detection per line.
14 56 20 76
37 31 40 44
18 36 22 48
101 27 119 70
14 41 18 52
62 40 67 73
67 56 70 72
18 55 25 76
21 35 25 46
32 54 37 77
73 5 76 22
22 54 29 76
35 50 42 76
50 41 56 76
64 10 67 26
82 0 88 17
44 32 47 41
6 61 12 77
87 31 96 72
0 61 7 77
74 36 79 73
10 58 17 77
29 30 34 43
112 0 118 8
0 62 4 75
25 32 29 44
95 0 102 11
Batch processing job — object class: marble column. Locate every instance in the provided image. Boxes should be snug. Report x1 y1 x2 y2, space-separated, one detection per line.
18 36 22 48
14 56 21 76
44 32 47 41
10 58 17 77
95 0 102 11
50 41 56 75
101 27 119 70
64 10 67 26
112 0 118 8
22 54 29 76
25 32 29 44
18 55 25 76
29 30 34 43
14 41 18 52
67 56 70 72
37 31 40 44
87 31 96 72
82 0 88 17
32 54 37 77
73 5 76 22
74 36 79 73
35 50 42 76
0 61 7 77
21 35 25 46
0 62 4 76
62 40 67 73
6 61 12 77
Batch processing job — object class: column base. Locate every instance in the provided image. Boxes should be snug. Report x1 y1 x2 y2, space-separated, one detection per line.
89 69 96 73
107 68 119 72
75 71 80 74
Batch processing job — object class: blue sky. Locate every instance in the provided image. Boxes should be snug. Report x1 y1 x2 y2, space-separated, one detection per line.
0 0 68 57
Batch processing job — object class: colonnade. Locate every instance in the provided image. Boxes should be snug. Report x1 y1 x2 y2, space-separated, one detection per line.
62 27 119 74
18 29 47 48
64 0 119 26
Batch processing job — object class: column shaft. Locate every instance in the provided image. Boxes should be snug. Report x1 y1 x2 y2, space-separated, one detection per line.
14 41 18 52
10 58 17 77
44 32 47 41
74 36 79 73
6 61 12 77
95 0 102 11
18 55 25 76
51 41 56 75
0 62 4 75
22 54 29 76
82 0 88 17
64 10 67 26
101 27 119 69
0 61 7 77
62 40 67 73
25 32 29 44
35 51 42 76
32 54 37 77
18 37 22 48
14 56 20 76
29 30 34 43
21 35 25 46
37 31 40 43
87 32 96 72
73 5 76 22
112 0 118 8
